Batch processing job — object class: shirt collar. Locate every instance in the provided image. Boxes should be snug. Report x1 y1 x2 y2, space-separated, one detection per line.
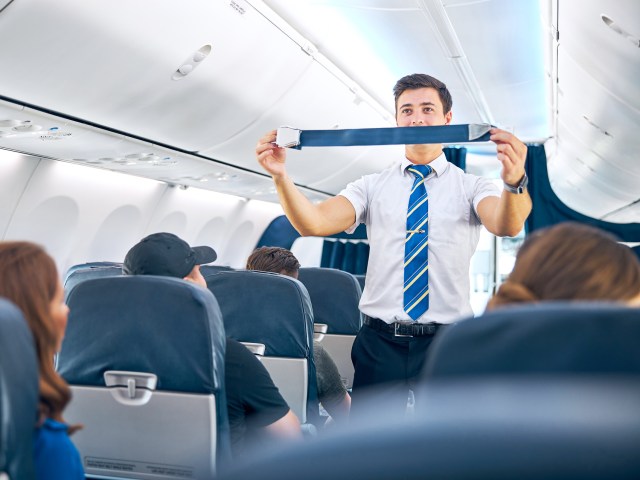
400 152 448 178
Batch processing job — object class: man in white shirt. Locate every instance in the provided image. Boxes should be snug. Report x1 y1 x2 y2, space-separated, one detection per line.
255 73 532 414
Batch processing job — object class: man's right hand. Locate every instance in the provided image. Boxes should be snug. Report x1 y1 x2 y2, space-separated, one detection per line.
256 130 287 179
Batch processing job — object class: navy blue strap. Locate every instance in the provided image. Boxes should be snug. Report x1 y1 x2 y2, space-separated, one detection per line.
276 123 493 150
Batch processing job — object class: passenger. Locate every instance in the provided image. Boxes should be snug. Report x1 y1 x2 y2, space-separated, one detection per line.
255 73 532 413
123 232 302 457
246 246 352 425
0 241 84 480
486 222 640 309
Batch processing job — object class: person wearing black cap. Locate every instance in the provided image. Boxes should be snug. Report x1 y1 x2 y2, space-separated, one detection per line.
123 232 216 286
124 233 302 457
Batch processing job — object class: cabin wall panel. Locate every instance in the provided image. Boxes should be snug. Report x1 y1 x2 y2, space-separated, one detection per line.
0 150 40 238
1 154 284 272
4 158 166 274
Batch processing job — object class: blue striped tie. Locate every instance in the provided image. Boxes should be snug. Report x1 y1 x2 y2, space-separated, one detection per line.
404 164 432 321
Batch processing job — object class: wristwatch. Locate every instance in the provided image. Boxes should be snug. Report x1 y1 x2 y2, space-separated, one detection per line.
504 173 528 194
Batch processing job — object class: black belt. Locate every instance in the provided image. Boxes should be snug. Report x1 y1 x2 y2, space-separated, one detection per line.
363 316 444 337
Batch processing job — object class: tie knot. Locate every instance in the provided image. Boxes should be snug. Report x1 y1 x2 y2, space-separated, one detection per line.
407 164 432 179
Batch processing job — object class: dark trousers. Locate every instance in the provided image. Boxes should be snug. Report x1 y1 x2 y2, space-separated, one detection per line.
350 323 438 418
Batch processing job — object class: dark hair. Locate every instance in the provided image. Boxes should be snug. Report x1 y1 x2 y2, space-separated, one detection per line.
393 73 453 115
0 241 72 425
246 247 300 277
487 222 640 309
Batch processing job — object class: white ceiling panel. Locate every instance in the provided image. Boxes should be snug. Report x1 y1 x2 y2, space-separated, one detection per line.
0 0 313 151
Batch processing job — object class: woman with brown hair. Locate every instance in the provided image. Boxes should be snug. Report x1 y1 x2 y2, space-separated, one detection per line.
487 222 640 310
0 241 84 479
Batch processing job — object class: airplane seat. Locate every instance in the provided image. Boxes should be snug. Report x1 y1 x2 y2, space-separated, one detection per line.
63 264 123 301
297 267 363 390
57 276 229 479
422 302 640 380
205 270 319 427
200 265 234 276
0 298 39 480
217 378 640 480
64 261 123 283
353 274 366 291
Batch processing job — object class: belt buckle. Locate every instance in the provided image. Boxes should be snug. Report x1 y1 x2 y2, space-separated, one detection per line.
394 323 413 337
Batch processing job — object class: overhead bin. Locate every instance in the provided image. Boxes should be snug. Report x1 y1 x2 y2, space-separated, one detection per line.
0 0 311 151
0 101 329 202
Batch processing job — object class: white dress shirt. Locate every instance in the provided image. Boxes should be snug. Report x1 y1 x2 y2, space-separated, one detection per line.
339 153 500 324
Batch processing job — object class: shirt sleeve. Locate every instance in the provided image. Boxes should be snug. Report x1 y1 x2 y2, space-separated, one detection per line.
468 175 501 219
34 420 85 480
226 339 291 429
337 176 369 234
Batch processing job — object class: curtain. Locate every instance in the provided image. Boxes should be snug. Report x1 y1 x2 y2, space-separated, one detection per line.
444 146 467 170
524 145 640 241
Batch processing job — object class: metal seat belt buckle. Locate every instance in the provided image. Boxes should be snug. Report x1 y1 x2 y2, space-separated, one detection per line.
275 126 301 149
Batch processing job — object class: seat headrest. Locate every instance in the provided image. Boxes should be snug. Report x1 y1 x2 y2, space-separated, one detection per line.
423 301 640 378
64 265 124 301
58 276 225 394
0 298 39 479
297 267 362 334
205 270 313 358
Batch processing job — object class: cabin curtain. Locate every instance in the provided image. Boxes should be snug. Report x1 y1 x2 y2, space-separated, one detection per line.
525 144 640 241
320 240 369 275
444 146 467 171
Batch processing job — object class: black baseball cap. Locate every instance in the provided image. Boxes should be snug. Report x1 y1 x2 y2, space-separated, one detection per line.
123 232 217 278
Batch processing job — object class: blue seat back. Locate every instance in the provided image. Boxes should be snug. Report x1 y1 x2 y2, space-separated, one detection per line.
200 265 234 277
423 302 640 379
57 276 229 463
64 265 123 301
0 298 38 480
297 267 362 334
205 270 318 424
217 378 640 480
64 261 123 283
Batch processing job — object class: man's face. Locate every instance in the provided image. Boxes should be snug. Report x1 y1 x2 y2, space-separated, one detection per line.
396 87 452 127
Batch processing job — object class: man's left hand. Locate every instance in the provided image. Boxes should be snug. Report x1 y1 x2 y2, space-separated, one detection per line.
489 128 527 186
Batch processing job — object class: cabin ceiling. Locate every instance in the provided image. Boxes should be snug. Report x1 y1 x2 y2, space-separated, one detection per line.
0 0 637 222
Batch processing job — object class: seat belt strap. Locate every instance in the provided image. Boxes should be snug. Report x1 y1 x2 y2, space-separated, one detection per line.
275 123 493 150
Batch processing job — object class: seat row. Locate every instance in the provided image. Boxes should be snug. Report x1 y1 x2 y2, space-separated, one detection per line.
54 263 363 479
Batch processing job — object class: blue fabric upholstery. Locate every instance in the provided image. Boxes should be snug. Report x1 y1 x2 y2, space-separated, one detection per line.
297 268 362 335
63 265 123 301
200 265 234 277
205 270 318 424
423 302 640 378
57 276 229 457
64 262 123 283
0 298 38 480
353 274 366 291
218 378 640 480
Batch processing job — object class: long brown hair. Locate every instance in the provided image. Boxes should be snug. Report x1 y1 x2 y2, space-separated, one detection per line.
0 241 72 424
487 222 640 310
